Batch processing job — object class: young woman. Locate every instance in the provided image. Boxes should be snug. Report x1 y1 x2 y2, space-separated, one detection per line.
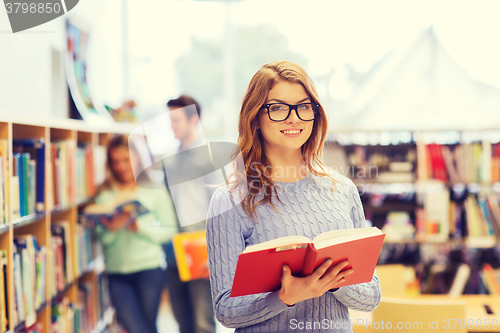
206 61 381 332
93 135 178 333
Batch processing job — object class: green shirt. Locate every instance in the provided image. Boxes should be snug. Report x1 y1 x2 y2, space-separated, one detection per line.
94 186 178 274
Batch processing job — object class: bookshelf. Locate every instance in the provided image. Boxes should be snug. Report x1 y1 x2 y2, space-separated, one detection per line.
0 116 135 333
326 128 500 295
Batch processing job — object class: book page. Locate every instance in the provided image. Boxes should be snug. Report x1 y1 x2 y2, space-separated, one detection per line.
242 235 311 253
313 227 382 249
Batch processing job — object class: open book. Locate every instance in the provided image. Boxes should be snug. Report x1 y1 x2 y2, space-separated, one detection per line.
230 227 385 297
83 193 149 228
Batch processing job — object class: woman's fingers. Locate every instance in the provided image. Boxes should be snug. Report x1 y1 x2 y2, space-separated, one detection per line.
328 277 347 290
311 259 333 280
320 260 349 281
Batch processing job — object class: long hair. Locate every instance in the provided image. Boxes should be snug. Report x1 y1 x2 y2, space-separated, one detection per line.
232 60 335 220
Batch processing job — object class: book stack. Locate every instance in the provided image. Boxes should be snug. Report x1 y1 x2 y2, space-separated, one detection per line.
49 222 73 297
76 144 95 201
51 140 75 209
12 139 46 218
12 235 47 328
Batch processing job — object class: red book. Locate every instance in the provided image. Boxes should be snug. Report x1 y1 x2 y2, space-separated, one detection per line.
86 146 95 196
428 144 448 182
230 227 385 297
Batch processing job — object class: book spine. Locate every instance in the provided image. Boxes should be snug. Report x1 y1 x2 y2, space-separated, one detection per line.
300 243 318 276
22 154 30 216
36 144 45 212
16 154 24 217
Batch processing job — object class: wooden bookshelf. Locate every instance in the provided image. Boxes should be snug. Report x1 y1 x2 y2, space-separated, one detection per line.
0 116 135 333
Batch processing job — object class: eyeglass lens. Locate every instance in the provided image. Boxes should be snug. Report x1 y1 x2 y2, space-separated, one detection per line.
268 103 315 121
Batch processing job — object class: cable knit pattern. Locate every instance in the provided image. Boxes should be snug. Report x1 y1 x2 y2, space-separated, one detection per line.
206 173 381 333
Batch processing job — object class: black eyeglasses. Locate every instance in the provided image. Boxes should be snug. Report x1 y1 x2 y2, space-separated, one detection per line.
261 103 319 122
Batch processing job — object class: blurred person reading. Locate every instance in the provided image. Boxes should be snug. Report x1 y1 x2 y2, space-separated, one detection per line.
92 135 178 333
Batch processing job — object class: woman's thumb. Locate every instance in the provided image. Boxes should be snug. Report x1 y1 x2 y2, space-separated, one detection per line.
282 265 290 277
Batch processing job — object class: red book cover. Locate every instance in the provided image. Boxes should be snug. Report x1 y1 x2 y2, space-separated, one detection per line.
230 228 385 297
428 144 447 181
435 144 448 182
86 146 95 197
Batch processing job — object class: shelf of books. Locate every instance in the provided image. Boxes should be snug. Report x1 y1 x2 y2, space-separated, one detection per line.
0 116 134 333
326 129 500 295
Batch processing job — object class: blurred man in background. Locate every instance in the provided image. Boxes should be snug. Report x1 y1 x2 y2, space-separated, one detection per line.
163 95 216 333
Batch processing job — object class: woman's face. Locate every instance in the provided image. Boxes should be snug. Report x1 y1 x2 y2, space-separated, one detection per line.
257 81 314 154
109 146 136 183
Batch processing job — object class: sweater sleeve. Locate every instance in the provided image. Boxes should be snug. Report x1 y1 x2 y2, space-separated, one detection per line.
135 189 179 244
331 179 382 311
206 189 290 328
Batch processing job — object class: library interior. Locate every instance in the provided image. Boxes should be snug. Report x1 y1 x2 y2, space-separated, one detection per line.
1 0 500 333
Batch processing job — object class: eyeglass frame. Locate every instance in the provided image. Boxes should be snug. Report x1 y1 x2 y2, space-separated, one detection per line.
260 102 320 122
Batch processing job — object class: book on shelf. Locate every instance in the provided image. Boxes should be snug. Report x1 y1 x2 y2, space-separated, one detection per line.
51 222 74 287
448 263 471 297
416 187 450 242
79 282 95 330
74 223 93 277
13 139 45 214
0 250 7 332
172 230 209 282
51 297 83 333
12 235 46 328
51 140 75 208
464 194 497 248
230 227 385 297
83 194 149 228
0 140 10 224
417 141 500 184
76 144 96 200
479 263 500 295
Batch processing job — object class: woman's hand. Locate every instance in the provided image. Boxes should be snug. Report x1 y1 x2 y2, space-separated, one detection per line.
278 259 354 306
100 212 132 232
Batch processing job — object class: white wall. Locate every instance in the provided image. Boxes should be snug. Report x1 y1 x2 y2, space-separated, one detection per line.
0 0 125 119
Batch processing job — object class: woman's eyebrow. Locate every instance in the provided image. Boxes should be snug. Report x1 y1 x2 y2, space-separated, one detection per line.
266 97 311 104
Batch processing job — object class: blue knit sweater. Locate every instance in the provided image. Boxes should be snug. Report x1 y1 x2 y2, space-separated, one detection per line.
206 173 381 333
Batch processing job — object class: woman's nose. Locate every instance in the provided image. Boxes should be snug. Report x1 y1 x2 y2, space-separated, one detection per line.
285 107 301 123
